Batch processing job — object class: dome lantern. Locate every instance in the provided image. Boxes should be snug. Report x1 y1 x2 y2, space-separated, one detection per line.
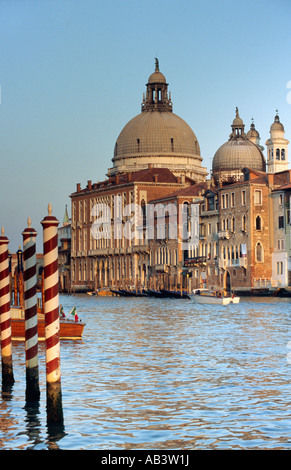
141 58 173 113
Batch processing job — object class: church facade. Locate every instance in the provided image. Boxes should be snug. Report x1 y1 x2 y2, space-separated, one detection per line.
69 61 291 294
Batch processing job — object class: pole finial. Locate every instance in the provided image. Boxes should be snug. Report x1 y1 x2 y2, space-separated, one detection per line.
27 217 31 228
48 203 52 216
155 57 159 72
1 227 4 236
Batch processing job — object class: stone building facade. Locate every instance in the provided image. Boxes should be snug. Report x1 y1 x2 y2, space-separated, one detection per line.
68 60 291 294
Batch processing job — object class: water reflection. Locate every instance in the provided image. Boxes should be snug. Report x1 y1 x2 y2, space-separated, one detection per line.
1 295 291 449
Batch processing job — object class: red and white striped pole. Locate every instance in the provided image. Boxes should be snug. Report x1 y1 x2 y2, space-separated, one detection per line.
0 227 14 385
22 217 40 402
41 204 63 423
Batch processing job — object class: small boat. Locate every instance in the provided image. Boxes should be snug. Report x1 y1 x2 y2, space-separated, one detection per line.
87 291 97 296
144 289 165 298
189 289 240 305
160 288 190 299
119 288 147 297
11 306 85 341
110 288 128 296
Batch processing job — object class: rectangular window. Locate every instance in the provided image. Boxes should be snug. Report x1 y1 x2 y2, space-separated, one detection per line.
277 262 283 275
231 192 235 207
278 216 284 229
222 194 225 209
278 239 284 250
254 190 262 205
208 197 215 211
242 190 246 206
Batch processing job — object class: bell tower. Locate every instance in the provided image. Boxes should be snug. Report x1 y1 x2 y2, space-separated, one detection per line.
266 111 289 173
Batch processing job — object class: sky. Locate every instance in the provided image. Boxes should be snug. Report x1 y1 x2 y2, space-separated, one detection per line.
0 0 291 252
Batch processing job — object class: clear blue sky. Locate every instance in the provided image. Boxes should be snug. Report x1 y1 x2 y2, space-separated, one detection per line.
0 0 291 251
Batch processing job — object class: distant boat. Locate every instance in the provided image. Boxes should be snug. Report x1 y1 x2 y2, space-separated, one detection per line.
189 289 240 305
160 288 190 299
119 288 147 297
11 306 85 340
144 289 165 298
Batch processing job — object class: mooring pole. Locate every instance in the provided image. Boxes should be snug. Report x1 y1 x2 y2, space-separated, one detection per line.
41 204 63 423
22 218 40 402
0 227 15 385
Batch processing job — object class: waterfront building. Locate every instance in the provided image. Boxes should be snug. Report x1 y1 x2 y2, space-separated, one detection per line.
58 205 72 292
70 62 208 292
68 61 290 294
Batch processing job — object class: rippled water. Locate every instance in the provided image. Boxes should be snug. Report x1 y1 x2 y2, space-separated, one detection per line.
1 294 291 450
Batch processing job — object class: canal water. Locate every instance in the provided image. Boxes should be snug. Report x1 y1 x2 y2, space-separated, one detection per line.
1 294 291 450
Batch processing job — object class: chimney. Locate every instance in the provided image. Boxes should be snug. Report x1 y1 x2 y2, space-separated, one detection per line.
87 180 92 190
148 163 152 169
76 183 81 193
128 173 132 182
153 174 158 182
268 174 274 188
116 175 120 184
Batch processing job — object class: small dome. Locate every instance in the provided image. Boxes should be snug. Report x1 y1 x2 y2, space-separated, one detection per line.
271 113 284 132
247 121 259 139
147 58 166 84
212 139 265 172
148 71 166 84
212 109 266 179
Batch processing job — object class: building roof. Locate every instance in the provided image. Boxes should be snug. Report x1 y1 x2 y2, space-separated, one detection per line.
150 181 208 203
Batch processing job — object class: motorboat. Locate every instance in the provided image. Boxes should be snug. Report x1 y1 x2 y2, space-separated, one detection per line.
189 289 240 305
11 306 85 340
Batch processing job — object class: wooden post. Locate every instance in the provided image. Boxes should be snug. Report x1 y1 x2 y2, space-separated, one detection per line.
41 204 63 423
22 218 40 402
0 227 14 385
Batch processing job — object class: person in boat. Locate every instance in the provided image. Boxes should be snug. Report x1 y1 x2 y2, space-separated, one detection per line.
60 304 66 319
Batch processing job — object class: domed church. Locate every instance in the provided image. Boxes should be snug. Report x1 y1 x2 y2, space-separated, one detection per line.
69 61 291 294
108 59 208 183
212 108 266 185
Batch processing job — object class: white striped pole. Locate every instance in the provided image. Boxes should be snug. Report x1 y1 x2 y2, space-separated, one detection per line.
0 227 14 385
22 217 40 401
41 204 63 423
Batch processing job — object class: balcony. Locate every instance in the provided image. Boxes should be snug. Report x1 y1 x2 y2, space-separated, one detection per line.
155 264 169 273
218 230 230 239
184 256 207 267
219 257 248 269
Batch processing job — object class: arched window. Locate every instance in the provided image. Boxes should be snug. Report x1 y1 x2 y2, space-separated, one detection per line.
256 215 262 231
256 242 264 263
242 215 247 231
281 148 285 160
276 148 280 160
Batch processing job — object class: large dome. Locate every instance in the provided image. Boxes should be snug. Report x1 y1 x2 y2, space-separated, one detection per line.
212 108 266 183
108 60 208 182
113 110 201 161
